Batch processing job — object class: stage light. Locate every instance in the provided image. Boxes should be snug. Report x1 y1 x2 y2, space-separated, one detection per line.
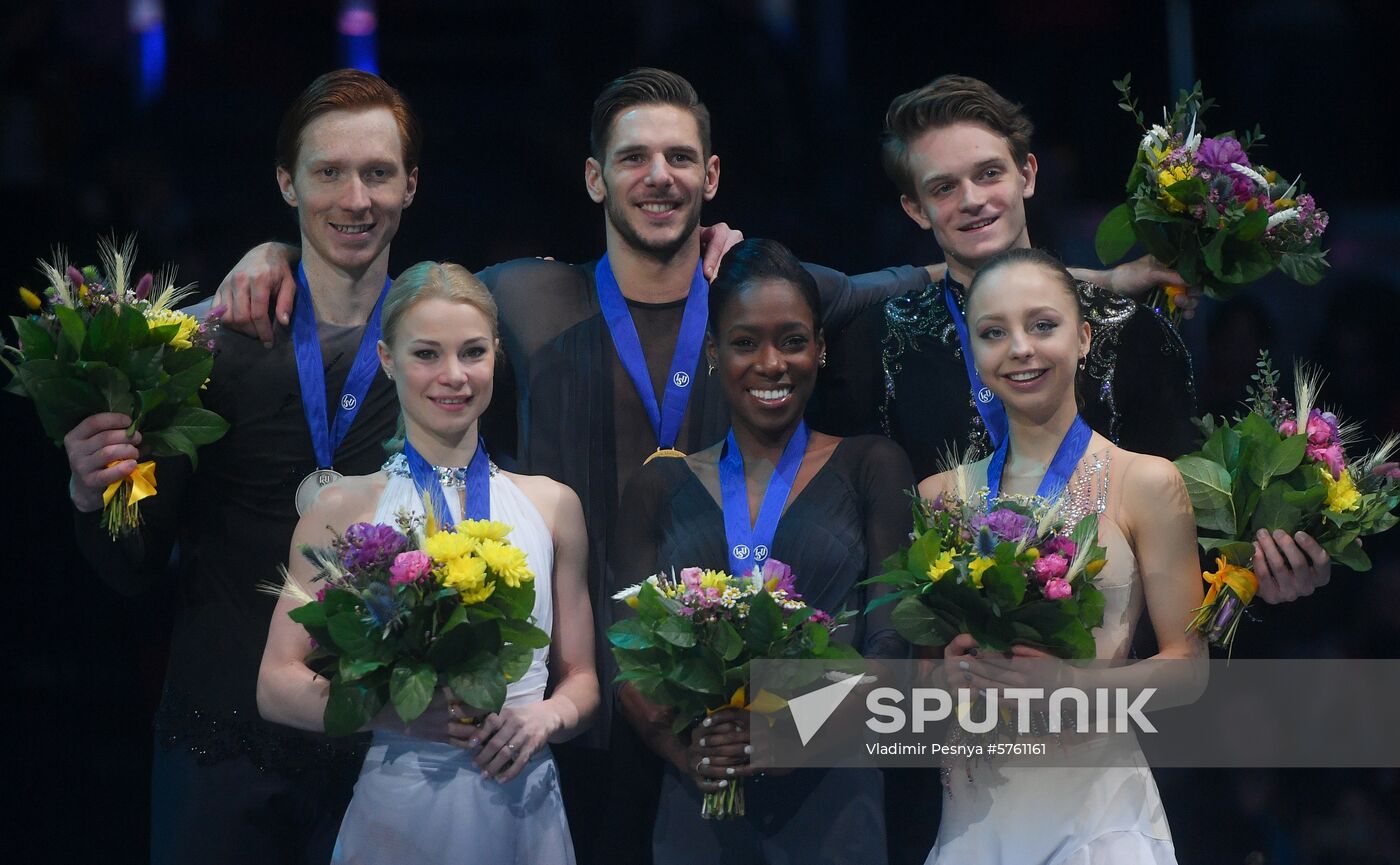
339 0 379 74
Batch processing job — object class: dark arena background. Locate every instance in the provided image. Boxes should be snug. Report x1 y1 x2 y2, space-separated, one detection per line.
5 1 1398 862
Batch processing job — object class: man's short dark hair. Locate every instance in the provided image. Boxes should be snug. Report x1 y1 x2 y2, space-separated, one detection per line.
590 68 711 159
882 74 1034 198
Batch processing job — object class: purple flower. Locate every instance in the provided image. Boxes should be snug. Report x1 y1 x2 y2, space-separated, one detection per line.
341 522 408 570
67 265 86 288
1041 535 1077 560
1371 462 1400 482
1044 578 1072 601
134 273 153 301
983 509 1031 543
1196 136 1249 174
1032 554 1069 584
809 609 835 627
761 558 801 599
1278 419 1298 436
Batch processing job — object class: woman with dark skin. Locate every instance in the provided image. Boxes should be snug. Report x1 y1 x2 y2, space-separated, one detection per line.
610 239 914 864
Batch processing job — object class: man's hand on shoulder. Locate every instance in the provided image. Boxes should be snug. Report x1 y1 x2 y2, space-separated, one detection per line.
213 242 301 347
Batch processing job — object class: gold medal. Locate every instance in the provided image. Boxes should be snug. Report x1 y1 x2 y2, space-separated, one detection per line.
295 468 343 515
643 447 686 466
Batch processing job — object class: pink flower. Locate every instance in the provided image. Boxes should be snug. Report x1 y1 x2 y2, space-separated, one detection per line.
1041 536 1077 560
1044 578 1072 601
761 558 800 599
1032 554 1069 584
1306 409 1335 446
1308 442 1345 480
389 550 432 585
1278 419 1298 436
315 587 327 602
679 567 704 591
134 272 153 301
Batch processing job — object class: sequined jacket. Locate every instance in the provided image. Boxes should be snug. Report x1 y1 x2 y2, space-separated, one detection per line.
810 275 1198 478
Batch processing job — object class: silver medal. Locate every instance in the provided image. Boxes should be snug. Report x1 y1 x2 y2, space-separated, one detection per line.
295 468 343 515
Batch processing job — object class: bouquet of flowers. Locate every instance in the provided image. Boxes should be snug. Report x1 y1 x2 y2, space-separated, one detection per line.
277 513 550 736
1175 352 1399 653
3 236 228 537
1094 75 1329 321
609 561 855 819
868 484 1109 660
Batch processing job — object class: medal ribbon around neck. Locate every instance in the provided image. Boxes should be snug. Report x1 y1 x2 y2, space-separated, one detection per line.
291 263 391 470
595 254 709 460
943 274 1009 448
719 421 809 576
985 415 1093 511
402 437 491 530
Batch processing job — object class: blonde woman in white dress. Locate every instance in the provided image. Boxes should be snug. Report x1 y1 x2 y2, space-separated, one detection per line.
258 261 598 864
917 248 1207 865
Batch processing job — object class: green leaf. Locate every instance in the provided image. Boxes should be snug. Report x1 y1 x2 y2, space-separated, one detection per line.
488 578 537 621
656 617 697 648
11 316 55 360
1232 207 1269 243
324 679 382 737
500 644 534 684
426 616 475 667
1329 542 1371 572
607 617 656 650
709 619 743 662
1250 482 1308 535
499 619 551 650
1163 175 1208 205
1095 203 1137 265
327 611 379 657
147 406 229 459
448 655 507 713
26 375 104 443
1174 455 1236 533
1198 539 1255 565
288 602 327 628
52 305 85 352
740 590 782 653
123 345 164 390
636 581 680 621
1277 249 1330 286
1246 434 1307 488
161 352 213 404
671 656 725 696
389 662 437 723
1201 424 1242 471
87 366 134 415
890 596 959 647
339 656 388 682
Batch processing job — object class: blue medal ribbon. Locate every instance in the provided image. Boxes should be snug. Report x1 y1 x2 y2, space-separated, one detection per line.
291 263 391 470
985 415 1093 510
943 275 1009 448
402 437 491 530
719 422 809 576
594 254 708 455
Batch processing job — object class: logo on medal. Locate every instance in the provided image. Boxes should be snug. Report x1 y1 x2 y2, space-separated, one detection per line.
673 371 691 389
754 544 769 561
340 393 358 411
977 387 994 404
732 544 751 560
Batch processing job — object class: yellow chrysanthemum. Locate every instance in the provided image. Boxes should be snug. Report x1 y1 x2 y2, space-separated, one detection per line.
441 554 494 603
476 538 533 587
459 519 513 541
145 307 199 349
968 556 995 589
700 569 730 594
1156 164 1195 213
422 530 479 561
18 287 42 310
927 550 955 582
1320 466 1362 513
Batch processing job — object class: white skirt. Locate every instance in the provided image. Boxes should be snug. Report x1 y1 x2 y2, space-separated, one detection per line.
332 731 575 865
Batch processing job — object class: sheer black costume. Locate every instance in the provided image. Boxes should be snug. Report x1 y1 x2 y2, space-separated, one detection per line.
609 436 914 864
812 274 1199 478
73 322 396 865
